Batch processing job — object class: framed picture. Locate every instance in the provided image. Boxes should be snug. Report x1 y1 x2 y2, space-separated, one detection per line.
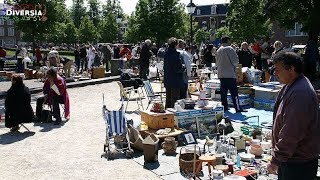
179 131 197 145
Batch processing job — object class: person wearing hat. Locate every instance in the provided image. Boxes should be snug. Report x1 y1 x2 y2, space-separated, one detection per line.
216 36 246 113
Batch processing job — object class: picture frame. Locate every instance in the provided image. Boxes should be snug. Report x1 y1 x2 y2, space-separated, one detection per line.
179 131 197 145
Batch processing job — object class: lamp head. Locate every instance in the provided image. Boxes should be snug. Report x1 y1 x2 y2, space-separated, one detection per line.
205 136 214 146
186 1 196 14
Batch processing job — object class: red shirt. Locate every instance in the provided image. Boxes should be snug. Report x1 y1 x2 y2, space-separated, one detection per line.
0 49 6 58
251 43 262 54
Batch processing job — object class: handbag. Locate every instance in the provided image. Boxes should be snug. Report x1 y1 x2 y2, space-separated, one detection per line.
41 104 52 123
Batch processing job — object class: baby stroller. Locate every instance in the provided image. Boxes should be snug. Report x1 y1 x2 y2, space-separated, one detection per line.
101 94 134 159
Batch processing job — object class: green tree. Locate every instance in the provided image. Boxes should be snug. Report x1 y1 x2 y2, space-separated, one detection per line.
71 0 86 28
78 16 100 43
194 28 210 44
88 0 101 27
99 12 118 43
65 22 78 45
102 0 122 17
124 13 139 43
265 0 320 42
13 0 67 54
126 0 185 45
227 0 272 43
214 26 231 40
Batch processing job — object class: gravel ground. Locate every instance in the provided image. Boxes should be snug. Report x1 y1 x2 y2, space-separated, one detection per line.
0 81 161 180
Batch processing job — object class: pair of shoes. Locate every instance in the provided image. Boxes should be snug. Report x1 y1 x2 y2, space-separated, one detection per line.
10 125 20 133
54 120 62 125
236 109 248 113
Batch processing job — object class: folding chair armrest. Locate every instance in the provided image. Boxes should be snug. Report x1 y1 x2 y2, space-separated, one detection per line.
154 91 166 95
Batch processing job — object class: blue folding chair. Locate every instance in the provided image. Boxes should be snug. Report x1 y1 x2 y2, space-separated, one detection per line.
101 94 133 159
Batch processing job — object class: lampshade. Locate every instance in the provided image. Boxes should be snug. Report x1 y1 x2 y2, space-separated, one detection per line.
186 1 196 14
218 118 226 127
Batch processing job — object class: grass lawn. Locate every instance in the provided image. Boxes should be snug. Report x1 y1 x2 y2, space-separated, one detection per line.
5 50 75 61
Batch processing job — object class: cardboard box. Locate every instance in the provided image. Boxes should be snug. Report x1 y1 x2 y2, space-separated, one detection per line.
238 86 255 96
141 110 175 129
254 87 280 101
92 67 105 79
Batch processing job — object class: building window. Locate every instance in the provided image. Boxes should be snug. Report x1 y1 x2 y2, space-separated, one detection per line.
197 9 201 15
285 23 308 36
7 19 14 25
0 18 4 25
211 5 217 14
8 27 14 36
0 27 4 36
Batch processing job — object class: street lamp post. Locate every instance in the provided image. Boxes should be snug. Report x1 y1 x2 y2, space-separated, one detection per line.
116 14 122 43
186 0 196 47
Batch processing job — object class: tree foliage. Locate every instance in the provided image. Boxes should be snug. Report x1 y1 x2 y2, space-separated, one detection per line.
12 0 68 52
194 28 210 44
227 0 272 43
88 0 101 27
71 0 86 28
214 26 230 40
126 0 185 45
265 0 320 42
78 16 100 44
99 12 118 43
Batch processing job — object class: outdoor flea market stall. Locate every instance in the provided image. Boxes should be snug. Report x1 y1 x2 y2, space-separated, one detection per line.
101 63 296 180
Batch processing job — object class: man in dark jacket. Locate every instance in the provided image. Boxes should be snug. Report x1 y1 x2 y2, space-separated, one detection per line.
304 40 320 81
267 52 320 180
139 39 152 80
5 74 34 132
79 44 87 72
163 37 187 108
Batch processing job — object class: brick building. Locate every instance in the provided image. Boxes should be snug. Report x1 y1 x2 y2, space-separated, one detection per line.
0 18 21 48
192 3 228 43
271 22 308 48
192 3 308 46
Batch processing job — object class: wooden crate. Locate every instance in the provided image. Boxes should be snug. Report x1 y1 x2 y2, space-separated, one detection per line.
141 110 175 129
92 67 105 79
24 69 34 79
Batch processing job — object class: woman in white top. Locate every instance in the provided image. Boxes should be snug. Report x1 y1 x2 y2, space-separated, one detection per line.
87 45 96 69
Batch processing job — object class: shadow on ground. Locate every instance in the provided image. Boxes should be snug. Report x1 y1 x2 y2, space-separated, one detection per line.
0 131 35 145
34 121 66 132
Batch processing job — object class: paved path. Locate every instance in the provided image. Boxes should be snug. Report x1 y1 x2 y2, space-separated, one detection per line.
0 81 161 180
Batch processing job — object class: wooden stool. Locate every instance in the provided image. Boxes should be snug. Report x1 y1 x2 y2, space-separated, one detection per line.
195 155 216 176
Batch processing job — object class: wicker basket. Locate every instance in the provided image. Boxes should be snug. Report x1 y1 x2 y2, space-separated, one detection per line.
179 147 201 174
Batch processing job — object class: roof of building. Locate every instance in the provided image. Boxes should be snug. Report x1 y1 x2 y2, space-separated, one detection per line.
192 3 228 16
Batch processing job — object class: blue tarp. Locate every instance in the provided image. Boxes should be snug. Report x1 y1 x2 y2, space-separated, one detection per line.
224 107 273 127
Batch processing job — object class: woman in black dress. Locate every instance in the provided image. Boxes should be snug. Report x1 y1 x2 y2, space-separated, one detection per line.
5 74 34 132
